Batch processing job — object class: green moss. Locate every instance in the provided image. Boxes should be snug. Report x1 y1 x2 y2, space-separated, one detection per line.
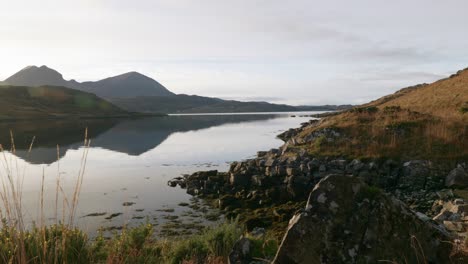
351 106 379 114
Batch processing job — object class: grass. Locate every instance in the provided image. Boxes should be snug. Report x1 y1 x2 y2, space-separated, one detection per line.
295 68 468 161
300 100 467 161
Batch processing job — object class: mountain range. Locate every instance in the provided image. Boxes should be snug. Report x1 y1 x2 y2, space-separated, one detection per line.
2 66 351 114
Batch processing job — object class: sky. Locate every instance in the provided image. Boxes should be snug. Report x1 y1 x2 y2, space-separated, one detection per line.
0 0 468 105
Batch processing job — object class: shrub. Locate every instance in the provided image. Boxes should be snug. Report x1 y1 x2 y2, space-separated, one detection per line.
460 103 468 114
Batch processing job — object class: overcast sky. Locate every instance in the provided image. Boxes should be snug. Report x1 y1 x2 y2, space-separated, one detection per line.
1 0 467 105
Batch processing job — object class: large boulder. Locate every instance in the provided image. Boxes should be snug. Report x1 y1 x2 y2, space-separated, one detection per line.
446 165 468 188
273 175 459 264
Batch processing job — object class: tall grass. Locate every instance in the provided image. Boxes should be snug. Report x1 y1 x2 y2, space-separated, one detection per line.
0 129 91 263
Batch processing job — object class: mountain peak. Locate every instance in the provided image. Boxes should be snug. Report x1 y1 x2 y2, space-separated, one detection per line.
5 65 66 87
117 71 147 78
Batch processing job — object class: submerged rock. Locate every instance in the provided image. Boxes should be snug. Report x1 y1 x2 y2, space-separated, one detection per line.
273 174 459 264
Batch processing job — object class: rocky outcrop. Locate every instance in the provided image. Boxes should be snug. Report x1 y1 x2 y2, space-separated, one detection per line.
170 149 462 218
273 175 462 264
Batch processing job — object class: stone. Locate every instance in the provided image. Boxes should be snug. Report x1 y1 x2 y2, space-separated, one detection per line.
230 172 251 187
228 237 252 264
286 167 297 176
436 189 454 200
443 221 464 232
319 164 327 173
250 227 266 238
446 166 468 188
273 175 456 264
399 160 431 190
286 175 311 198
264 158 277 167
251 175 266 187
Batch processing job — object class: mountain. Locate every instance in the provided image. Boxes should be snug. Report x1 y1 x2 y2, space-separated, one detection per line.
81 72 174 98
3 65 173 99
284 68 468 160
2 65 352 113
0 85 133 120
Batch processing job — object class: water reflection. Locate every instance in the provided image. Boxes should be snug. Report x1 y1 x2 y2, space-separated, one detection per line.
0 115 279 164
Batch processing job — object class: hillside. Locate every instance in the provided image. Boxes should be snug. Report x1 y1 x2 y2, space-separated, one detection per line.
0 85 133 120
286 68 468 161
111 94 297 113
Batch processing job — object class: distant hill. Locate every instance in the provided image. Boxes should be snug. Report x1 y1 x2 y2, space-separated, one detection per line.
3 65 352 113
288 68 468 160
0 85 133 121
4 65 173 99
110 94 349 114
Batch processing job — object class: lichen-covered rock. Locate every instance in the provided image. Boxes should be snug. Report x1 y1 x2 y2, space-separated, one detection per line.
273 174 459 264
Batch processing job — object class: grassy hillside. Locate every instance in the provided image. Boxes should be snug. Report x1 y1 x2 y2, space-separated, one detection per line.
0 85 132 120
293 68 468 161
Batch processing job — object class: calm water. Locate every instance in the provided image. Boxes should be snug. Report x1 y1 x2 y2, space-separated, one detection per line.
0 113 321 235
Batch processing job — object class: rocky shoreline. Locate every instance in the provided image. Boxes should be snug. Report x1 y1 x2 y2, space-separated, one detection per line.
169 120 468 263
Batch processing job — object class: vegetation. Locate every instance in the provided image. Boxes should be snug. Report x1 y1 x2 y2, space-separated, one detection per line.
298 69 468 161
461 102 468 114
0 85 143 121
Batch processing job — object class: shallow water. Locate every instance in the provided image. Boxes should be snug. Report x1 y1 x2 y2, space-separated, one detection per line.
0 112 321 235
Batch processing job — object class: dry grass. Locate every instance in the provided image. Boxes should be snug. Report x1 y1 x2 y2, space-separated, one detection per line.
298 69 468 160
0 129 91 263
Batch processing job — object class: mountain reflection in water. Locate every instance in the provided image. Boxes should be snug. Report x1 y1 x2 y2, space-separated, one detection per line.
0 114 280 164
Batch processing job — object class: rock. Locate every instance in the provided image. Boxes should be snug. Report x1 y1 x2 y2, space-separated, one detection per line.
436 189 454 200
250 227 266 238
443 221 464 232
286 167 297 176
228 237 252 264
273 175 456 264
399 160 431 190
446 166 468 188
264 158 277 167
230 172 251 187
286 175 310 198
251 175 267 187
319 164 326 173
